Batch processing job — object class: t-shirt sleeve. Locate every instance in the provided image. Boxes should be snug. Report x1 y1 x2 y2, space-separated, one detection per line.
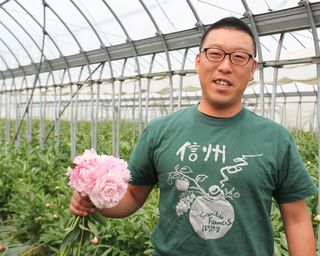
273 135 318 204
127 124 159 186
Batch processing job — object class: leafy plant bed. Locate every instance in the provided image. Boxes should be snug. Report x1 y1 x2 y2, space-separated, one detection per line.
0 120 318 255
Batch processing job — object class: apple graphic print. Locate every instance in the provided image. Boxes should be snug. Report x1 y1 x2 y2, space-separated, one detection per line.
167 154 263 240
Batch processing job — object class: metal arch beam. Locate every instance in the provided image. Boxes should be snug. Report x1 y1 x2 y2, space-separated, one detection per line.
145 53 156 126
70 0 114 150
45 2 92 78
1 2 320 80
249 2 320 36
15 1 78 153
299 0 320 245
70 0 114 77
178 48 190 111
101 0 143 146
70 0 114 79
186 0 206 34
10 1 51 145
0 20 36 72
0 38 26 77
15 1 72 83
0 55 15 84
139 0 174 113
1 6 53 74
45 1 96 159
242 0 266 117
270 33 285 121
3 1 61 147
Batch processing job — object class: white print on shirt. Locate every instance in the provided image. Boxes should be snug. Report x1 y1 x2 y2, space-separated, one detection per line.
176 142 226 163
167 153 263 240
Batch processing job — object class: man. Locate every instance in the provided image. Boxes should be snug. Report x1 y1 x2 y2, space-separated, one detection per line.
70 17 318 255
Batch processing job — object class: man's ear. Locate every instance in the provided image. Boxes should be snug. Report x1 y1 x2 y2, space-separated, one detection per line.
249 59 257 81
195 53 200 74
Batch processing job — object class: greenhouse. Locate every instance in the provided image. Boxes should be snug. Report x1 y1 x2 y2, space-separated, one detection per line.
0 0 319 255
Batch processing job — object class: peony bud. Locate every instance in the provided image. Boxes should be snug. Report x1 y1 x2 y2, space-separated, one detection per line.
314 215 320 222
0 244 5 252
19 179 23 182
37 216 42 221
52 214 58 219
45 204 50 208
55 186 60 190
91 237 98 244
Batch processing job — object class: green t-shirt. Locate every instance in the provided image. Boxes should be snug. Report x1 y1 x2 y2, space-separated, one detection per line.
128 105 318 256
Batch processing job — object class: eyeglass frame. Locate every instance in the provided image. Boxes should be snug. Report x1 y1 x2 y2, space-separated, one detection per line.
199 47 255 66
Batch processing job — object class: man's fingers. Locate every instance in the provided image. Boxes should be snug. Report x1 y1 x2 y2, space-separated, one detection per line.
73 190 94 207
69 190 95 216
69 203 89 216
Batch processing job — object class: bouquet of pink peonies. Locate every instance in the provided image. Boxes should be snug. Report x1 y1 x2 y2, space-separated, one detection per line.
60 149 131 256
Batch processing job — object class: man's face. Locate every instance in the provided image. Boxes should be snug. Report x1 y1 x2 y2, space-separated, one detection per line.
195 28 257 117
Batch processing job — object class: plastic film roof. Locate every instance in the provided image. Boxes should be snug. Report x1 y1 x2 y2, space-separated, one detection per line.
0 0 320 104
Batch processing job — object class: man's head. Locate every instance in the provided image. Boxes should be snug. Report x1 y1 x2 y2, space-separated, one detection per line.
199 17 257 58
195 17 257 117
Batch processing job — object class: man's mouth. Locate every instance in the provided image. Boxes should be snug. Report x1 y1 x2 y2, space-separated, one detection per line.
214 80 231 88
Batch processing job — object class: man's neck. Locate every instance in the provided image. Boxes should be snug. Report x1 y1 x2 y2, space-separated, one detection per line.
197 102 242 118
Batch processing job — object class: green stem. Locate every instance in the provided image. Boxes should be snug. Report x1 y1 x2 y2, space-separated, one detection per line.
78 217 85 256
72 215 80 230
21 237 54 256
316 222 319 247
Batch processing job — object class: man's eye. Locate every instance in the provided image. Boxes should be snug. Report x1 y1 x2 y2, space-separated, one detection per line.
209 51 222 57
233 54 246 60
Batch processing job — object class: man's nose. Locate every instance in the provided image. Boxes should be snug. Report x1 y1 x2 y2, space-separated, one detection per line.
217 54 233 72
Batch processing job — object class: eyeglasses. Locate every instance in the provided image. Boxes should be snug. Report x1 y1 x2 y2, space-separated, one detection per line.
200 48 254 66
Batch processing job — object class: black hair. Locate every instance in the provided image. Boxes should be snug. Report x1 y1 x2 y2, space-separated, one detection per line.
199 17 257 57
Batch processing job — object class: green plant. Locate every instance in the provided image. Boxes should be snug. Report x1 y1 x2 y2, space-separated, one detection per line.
0 121 318 256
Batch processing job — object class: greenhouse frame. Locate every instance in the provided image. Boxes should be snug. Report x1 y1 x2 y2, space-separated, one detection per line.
0 0 320 253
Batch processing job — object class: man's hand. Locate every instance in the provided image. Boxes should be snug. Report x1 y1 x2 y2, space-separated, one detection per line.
69 184 155 218
69 190 95 216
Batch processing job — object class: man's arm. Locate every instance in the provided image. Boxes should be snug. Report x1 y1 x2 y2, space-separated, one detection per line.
279 199 316 256
69 184 155 218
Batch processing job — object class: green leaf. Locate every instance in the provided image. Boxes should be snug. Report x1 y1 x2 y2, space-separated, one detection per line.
101 248 113 256
0 226 17 232
69 162 77 168
4 245 30 256
79 224 91 232
280 232 288 250
60 225 81 253
82 230 91 244
87 220 99 237
143 249 154 254
90 211 107 225
273 241 281 256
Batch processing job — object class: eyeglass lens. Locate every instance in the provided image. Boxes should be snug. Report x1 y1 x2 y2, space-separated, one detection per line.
205 48 250 66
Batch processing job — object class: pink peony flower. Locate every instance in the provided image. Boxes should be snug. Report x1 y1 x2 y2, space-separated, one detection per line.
67 149 131 208
73 148 99 164
89 173 128 209
96 156 131 182
68 158 100 196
